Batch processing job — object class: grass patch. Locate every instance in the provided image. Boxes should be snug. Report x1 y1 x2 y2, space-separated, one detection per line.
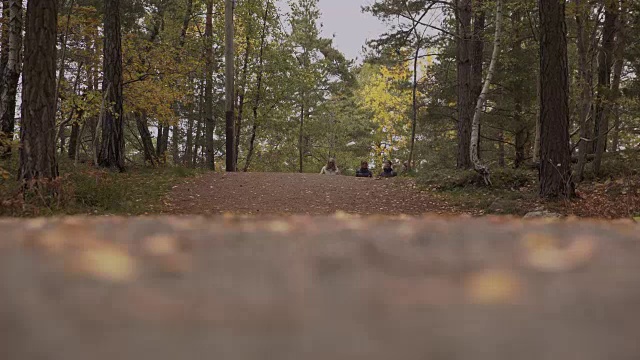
0 159 204 217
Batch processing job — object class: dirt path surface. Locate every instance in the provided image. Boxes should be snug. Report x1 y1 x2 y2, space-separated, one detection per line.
165 172 463 215
1 215 640 359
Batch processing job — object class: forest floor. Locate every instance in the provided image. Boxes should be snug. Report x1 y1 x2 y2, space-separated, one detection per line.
164 171 640 219
1 159 638 219
164 172 471 216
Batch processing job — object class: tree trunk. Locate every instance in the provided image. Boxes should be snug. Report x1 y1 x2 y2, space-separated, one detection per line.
514 128 528 169
97 0 125 171
235 34 251 169
299 102 304 173
532 69 541 165
18 0 58 182
193 118 202 166
68 122 80 160
185 115 194 166
225 0 236 172
204 0 215 171
456 0 473 169
538 0 573 198
243 0 270 172
470 0 502 185
156 123 163 156
0 1 10 97
54 0 76 116
609 1 625 153
497 131 505 168
136 112 158 166
179 0 193 47
155 123 169 162
171 124 180 164
575 0 595 182
0 0 22 159
408 43 419 171
592 2 618 174
471 0 485 153
57 62 83 157
175 0 193 166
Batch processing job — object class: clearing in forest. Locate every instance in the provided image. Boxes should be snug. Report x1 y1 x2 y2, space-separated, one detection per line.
164 172 464 216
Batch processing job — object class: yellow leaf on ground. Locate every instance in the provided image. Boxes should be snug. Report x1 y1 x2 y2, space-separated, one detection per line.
522 234 597 272
142 234 179 256
70 245 137 283
465 269 522 305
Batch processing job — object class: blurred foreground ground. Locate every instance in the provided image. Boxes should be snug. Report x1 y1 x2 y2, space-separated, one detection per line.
1 215 640 359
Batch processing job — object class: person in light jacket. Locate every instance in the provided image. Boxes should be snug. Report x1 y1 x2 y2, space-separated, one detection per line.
320 158 340 175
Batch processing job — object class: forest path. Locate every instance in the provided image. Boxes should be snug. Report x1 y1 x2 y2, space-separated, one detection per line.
164 172 462 216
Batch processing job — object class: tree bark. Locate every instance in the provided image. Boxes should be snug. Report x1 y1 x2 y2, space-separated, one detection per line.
18 0 58 182
97 0 125 171
204 0 215 171
470 0 502 185
538 0 573 198
0 0 22 159
456 0 473 169
592 2 618 174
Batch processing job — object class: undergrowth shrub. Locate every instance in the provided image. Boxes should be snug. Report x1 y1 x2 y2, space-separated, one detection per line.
581 150 640 181
417 167 537 191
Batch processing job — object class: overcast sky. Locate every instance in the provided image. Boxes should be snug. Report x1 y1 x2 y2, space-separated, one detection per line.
316 0 388 61
278 0 389 62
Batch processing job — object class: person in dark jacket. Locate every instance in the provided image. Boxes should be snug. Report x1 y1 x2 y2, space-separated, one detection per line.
355 161 373 178
379 160 397 178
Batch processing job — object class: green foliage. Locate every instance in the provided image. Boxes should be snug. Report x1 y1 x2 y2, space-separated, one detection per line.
0 160 203 217
417 167 536 191
582 150 640 181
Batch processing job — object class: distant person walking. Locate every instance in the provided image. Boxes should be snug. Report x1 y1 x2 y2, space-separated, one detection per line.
379 160 397 178
320 158 341 175
356 161 373 178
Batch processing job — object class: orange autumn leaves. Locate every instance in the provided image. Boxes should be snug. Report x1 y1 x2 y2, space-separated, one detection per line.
464 231 598 305
24 219 191 283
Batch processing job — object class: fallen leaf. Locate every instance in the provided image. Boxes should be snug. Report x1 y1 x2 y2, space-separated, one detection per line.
522 234 597 272
268 220 291 233
142 235 179 256
69 245 137 283
465 269 522 304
